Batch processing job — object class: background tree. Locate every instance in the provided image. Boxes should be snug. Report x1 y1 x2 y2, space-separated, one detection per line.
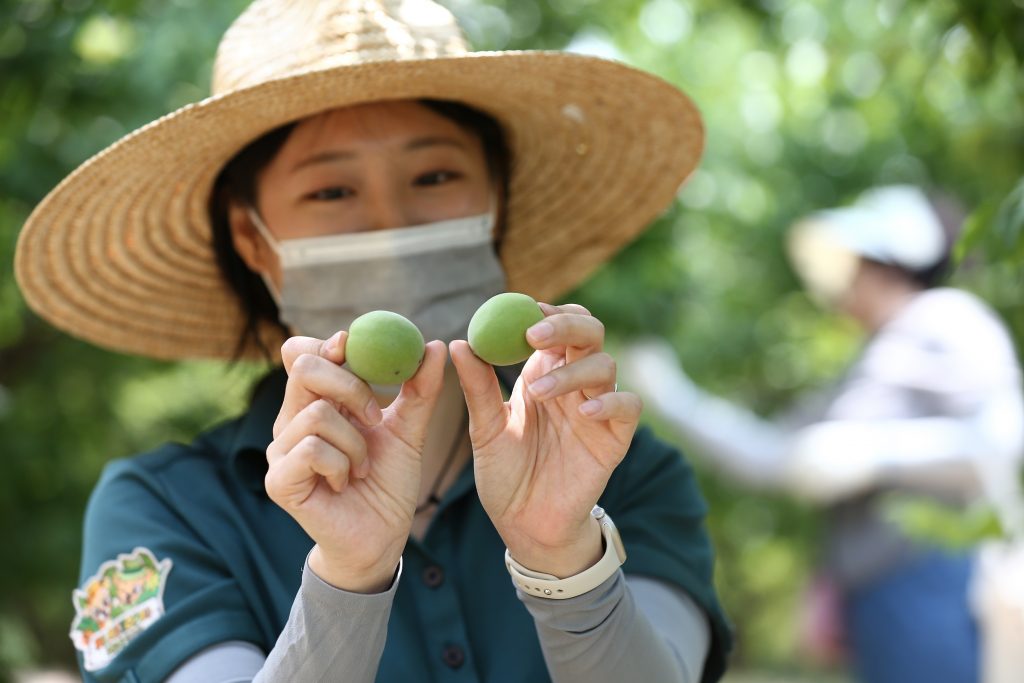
2 0 1022 679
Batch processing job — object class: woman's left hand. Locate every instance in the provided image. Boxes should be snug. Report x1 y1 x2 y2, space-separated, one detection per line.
450 303 642 578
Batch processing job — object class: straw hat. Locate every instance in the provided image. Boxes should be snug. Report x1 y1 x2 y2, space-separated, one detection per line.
15 0 704 360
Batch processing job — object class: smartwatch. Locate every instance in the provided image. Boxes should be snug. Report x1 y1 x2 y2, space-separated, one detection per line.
505 505 627 600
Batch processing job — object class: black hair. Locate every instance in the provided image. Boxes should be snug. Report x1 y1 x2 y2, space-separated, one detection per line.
208 100 511 361
209 123 297 361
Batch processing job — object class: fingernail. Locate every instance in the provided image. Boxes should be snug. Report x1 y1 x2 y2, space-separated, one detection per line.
580 400 603 416
364 398 383 425
527 322 553 342
325 331 343 356
357 459 371 479
530 375 556 397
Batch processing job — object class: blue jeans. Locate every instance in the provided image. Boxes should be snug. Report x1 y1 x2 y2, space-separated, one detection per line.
844 551 979 683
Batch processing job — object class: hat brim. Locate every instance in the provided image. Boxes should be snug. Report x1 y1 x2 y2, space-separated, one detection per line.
786 219 861 306
15 51 703 360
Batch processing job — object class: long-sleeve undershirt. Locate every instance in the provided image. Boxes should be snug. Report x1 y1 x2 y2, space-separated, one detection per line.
166 555 711 683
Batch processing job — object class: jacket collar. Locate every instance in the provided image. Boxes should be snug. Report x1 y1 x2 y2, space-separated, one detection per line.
228 368 287 492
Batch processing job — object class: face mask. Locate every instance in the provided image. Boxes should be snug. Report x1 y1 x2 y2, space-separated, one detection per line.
248 207 506 344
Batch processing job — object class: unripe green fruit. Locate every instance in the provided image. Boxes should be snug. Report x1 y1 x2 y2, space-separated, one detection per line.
468 292 545 366
346 311 425 385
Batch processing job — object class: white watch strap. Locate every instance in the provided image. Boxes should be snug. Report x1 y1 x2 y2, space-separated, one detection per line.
505 506 627 600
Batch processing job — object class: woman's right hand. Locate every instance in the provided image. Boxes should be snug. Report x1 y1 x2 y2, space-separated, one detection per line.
266 332 447 593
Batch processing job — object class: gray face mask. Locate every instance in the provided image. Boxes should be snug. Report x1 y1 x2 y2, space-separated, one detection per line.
248 207 506 343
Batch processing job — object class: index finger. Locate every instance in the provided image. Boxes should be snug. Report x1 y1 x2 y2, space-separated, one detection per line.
526 309 604 353
280 331 346 373
539 302 591 317
275 331 381 437
277 352 382 432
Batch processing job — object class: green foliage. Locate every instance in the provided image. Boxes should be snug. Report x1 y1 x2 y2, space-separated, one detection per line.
2 0 1023 678
979 177 1024 263
879 495 1005 551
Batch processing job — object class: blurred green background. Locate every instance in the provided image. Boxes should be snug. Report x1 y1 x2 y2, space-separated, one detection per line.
3 0 1024 680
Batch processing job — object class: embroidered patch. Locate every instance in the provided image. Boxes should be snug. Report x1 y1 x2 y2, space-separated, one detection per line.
70 547 173 671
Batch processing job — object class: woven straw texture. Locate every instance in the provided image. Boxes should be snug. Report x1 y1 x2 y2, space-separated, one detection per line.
15 0 704 360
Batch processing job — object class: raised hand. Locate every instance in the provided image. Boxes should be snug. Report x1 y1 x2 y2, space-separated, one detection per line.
265 332 446 592
450 303 642 578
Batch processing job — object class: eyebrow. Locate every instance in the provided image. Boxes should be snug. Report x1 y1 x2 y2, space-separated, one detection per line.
405 136 469 152
291 135 470 172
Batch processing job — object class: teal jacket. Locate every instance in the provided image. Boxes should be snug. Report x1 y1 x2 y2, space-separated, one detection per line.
73 369 732 682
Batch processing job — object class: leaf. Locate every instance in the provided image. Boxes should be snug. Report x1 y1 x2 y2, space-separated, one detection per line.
991 177 1024 255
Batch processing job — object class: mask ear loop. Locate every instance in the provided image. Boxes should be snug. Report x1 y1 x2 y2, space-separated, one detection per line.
245 206 284 306
246 205 282 252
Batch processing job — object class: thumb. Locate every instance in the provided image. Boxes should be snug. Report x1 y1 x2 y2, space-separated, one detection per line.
449 340 508 447
384 340 447 446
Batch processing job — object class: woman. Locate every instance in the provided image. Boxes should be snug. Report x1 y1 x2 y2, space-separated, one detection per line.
625 185 1024 683
15 1 731 681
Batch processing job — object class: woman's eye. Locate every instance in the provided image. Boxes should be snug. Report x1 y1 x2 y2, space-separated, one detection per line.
415 170 461 187
309 186 353 201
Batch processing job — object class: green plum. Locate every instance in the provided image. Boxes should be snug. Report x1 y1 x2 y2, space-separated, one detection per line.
468 292 545 366
346 311 425 385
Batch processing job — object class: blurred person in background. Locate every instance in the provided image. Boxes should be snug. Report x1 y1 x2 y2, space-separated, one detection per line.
13 0 732 681
624 185 1024 683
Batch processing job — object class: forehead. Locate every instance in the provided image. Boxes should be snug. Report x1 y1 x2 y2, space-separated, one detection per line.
280 100 478 157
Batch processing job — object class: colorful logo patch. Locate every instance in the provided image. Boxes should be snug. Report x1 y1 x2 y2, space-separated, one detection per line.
70 547 172 671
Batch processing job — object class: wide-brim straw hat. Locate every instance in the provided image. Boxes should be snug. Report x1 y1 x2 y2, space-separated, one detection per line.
15 0 704 361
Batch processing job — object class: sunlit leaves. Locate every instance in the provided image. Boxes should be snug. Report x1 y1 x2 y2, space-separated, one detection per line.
2 0 1024 676
72 14 135 64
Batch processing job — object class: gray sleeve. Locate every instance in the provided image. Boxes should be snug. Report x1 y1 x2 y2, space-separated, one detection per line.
164 555 400 683
164 562 707 683
253 555 400 682
518 570 711 683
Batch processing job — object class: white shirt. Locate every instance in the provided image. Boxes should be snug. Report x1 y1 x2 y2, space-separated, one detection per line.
624 288 1024 528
